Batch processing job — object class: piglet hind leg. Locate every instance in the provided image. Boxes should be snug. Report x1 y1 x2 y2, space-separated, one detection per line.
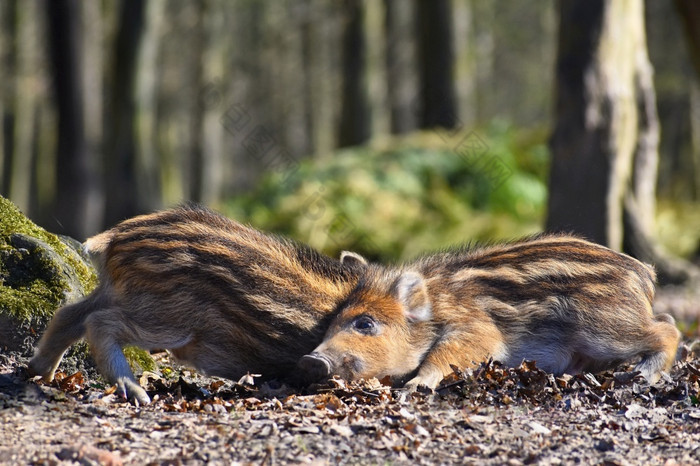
28 292 107 382
84 309 151 405
634 314 681 384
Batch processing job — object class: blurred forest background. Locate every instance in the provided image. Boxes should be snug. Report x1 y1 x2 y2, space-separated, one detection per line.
1 0 700 271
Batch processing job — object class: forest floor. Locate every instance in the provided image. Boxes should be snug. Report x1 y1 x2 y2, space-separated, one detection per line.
1 288 700 466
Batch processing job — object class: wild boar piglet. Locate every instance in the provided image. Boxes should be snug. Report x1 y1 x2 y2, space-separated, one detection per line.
28 205 366 404
299 234 680 391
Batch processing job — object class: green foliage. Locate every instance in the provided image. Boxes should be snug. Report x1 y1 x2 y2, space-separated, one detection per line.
656 200 700 260
223 123 549 261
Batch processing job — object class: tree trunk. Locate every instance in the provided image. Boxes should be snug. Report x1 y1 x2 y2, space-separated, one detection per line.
547 0 640 250
548 0 699 284
364 0 388 138
190 0 225 205
676 0 700 199
47 0 102 239
0 0 16 197
277 2 312 160
304 1 343 158
627 40 660 236
299 0 317 157
675 0 700 79
691 80 700 199
384 0 418 134
8 0 39 217
79 0 104 234
451 0 476 129
621 45 695 284
416 0 457 129
338 0 371 147
134 0 164 213
104 0 146 227
472 1 495 121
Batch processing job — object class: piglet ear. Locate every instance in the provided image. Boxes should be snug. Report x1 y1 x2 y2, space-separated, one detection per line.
393 271 432 323
340 250 368 267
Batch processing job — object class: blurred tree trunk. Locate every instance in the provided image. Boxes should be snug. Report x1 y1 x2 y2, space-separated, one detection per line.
134 0 164 213
472 1 495 121
304 1 342 158
224 1 269 192
691 82 700 199
190 0 225 205
548 0 697 284
78 0 104 234
157 2 195 205
46 0 103 239
365 0 388 138
7 0 39 216
675 0 700 198
338 0 371 147
548 0 640 249
675 0 700 78
384 0 417 134
299 0 317 157
277 3 312 159
416 0 456 129
452 0 476 128
0 0 16 197
104 0 146 227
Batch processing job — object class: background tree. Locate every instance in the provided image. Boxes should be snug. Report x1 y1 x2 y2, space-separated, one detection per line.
675 0 700 199
338 0 371 147
675 0 700 79
5 0 40 218
0 0 697 272
547 0 640 250
47 0 102 239
547 0 697 283
416 0 456 129
103 0 147 227
384 0 417 134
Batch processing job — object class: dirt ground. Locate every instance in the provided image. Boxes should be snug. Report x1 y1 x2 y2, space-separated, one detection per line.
1 289 700 466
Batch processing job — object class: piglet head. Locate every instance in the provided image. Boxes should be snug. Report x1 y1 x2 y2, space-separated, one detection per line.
299 269 433 384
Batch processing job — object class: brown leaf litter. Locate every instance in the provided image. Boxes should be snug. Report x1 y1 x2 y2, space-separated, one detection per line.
1 349 700 465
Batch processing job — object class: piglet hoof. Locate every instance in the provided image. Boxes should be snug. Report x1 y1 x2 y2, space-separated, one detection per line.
402 378 436 395
26 357 55 383
298 353 332 384
116 378 151 405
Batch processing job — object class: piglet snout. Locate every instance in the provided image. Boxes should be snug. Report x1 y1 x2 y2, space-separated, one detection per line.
298 352 332 382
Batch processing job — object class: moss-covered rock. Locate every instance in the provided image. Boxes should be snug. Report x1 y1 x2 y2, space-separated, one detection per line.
0 195 98 354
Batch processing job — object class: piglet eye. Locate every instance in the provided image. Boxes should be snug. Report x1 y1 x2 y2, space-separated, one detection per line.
352 315 377 335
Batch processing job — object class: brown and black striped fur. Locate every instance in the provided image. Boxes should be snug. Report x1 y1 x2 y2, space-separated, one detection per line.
28 205 366 403
299 234 680 390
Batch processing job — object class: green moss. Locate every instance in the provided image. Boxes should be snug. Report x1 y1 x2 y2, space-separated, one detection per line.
123 346 157 373
0 196 156 370
0 195 98 323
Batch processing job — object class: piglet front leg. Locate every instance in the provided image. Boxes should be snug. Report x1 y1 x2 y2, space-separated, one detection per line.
402 324 503 392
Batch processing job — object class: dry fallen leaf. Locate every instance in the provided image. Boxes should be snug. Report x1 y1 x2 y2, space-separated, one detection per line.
58 371 85 392
104 385 117 396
